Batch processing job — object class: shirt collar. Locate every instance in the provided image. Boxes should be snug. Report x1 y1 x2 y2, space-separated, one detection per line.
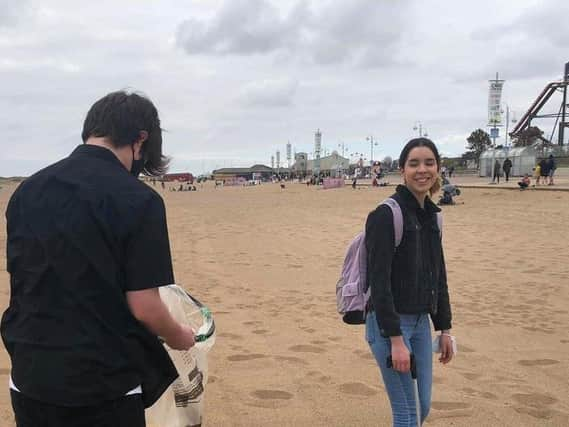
396 184 441 214
70 144 127 171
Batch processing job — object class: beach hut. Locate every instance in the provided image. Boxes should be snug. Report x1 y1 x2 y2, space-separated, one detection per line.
479 146 536 177
479 149 505 177
508 146 537 176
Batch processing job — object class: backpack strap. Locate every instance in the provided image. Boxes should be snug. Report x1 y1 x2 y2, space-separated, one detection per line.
380 198 404 248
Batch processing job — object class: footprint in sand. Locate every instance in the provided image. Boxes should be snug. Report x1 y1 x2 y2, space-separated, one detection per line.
462 387 497 399
338 382 377 396
289 344 325 354
353 349 374 360
252 329 269 335
431 401 471 411
243 320 262 326
217 332 243 340
513 406 562 420
512 393 557 408
460 372 482 381
432 375 444 385
517 359 560 367
561 339 569 344
459 344 475 353
306 370 333 384
251 390 293 400
287 264 303 269
327 336 342 342
227 354 267 362
274 356 308 365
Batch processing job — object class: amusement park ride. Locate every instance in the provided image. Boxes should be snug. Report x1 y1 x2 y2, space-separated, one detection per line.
510 62 569 145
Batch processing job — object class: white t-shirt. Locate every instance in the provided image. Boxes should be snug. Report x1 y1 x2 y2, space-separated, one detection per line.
10 376 141 396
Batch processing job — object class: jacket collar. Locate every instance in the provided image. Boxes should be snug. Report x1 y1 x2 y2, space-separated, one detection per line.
395 184 440 214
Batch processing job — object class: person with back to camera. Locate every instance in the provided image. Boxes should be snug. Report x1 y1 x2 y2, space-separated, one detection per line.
546 154 556 185
539 157 549 185
492 159 501 183
365 138 454 426
2 91 195 427
502 157 512 182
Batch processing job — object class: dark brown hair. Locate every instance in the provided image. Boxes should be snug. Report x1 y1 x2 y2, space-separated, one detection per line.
81 90 169 176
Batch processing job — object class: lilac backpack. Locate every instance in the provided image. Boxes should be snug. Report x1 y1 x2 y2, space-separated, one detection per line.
336 198 442 325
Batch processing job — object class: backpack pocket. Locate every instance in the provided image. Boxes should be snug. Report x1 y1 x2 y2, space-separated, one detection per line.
341 281 359 297
336 279 360 313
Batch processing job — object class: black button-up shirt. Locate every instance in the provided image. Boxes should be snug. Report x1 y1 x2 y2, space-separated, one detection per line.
2 144 178 407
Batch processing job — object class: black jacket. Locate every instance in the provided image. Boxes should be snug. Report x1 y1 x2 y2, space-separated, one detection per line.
365 185 452 337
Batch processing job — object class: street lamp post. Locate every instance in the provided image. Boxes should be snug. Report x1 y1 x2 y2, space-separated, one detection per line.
366 136 378 163
504 105 517 148
413 121 428 137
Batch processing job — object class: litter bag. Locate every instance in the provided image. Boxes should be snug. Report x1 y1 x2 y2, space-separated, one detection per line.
146 285 216 427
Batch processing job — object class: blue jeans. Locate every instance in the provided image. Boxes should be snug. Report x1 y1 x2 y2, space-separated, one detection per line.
366 312 432 426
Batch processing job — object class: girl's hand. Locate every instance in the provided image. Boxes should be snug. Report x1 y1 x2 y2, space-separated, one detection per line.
438 334 454 364
390 336 411 372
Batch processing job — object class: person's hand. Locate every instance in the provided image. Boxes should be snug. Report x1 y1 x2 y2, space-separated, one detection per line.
438 334 454 364
165 325 195 351
390 337 411 372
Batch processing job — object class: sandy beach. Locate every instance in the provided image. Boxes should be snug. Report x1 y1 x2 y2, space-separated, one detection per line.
1 177 568 426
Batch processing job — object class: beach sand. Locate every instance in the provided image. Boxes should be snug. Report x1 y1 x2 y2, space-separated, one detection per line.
0 179 568 426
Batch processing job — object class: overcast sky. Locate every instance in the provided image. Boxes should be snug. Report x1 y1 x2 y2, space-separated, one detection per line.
1 0 568 176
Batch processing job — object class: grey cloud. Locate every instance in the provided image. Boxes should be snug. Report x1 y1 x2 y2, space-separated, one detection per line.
471 0 569 48
0 0 31 27
176 0 301 55
454 42 565 83
238 78 298 107
175 0 408 67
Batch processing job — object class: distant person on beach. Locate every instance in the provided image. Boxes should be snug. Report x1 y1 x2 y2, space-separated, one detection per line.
547 154 556 185
502 157 512 182
365 138 454 426
533 164 541 185
352 177 357 189
539 158 549 185
1 91 195 427
448 165 455 178
518 174 530 190
492 159 501 183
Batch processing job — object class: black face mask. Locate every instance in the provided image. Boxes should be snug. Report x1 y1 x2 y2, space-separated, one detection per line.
130 145 145 177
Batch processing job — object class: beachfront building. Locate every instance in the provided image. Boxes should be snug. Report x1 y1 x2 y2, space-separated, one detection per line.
479 146 537 177
212 164 274 182
294 151 349 177
292 152 308 178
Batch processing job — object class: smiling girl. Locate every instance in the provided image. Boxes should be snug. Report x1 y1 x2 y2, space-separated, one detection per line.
365 138 454 426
